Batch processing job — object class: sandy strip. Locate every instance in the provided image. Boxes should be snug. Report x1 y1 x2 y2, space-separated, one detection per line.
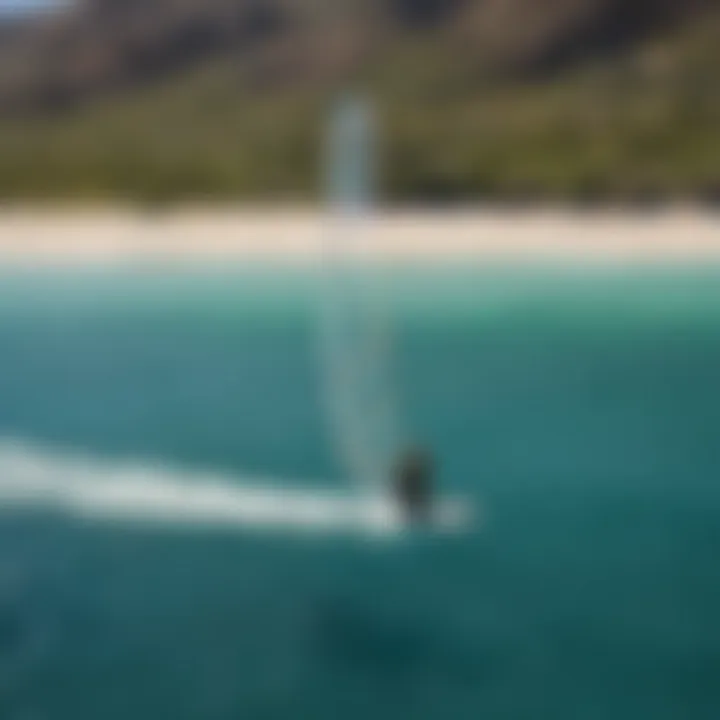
0 207 719 265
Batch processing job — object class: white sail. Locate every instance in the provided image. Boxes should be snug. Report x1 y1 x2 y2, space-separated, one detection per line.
320 95 404 492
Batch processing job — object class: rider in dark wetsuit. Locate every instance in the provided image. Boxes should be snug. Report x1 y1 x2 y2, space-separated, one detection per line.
393 447 434 522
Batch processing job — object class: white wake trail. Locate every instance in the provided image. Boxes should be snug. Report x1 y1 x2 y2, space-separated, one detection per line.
0 440 469 536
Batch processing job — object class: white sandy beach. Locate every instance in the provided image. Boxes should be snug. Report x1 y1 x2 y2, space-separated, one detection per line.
0 207 719 265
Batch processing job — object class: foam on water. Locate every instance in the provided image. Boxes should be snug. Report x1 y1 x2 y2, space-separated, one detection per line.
0 439 471 537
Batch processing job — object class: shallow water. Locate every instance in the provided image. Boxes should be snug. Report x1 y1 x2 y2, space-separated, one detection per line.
0 264 718 719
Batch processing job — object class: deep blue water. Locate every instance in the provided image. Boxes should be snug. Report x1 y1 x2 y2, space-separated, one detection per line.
0 264 719 719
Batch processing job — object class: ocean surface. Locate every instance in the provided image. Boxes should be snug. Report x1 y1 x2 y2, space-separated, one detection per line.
0 263 718 719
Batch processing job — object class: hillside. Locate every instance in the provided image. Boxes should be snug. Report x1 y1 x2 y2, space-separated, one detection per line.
0 0 719 202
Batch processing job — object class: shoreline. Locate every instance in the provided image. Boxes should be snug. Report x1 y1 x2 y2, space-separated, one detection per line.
0 207 719 265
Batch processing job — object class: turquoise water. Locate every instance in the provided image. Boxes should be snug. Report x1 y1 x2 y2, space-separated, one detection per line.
0 264 719 719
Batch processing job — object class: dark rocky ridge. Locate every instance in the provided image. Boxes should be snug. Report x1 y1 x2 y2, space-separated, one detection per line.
0 0 718 114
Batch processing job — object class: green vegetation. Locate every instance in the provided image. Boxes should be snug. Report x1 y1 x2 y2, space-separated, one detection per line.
1 13 719 204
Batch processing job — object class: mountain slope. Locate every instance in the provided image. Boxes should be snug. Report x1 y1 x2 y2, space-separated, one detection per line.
0 0 718 201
